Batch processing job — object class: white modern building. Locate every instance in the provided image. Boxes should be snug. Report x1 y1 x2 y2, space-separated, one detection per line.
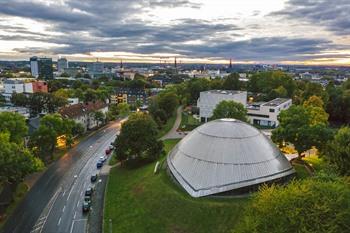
57 58 68 73
0 106 30 119
197 90 247 122
247 98 292 127
30 56 39 78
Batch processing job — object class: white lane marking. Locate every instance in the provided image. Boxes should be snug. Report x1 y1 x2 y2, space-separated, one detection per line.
77 200 80 207
74 211 77 219
62 190 66 196
69 221 75 233
39 188 62 233
62 205 66 212
67 184 75 201
57 217 61 226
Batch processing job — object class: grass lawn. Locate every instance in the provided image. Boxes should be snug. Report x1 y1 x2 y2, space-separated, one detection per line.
104 139 248 233
157 113 177 138
0 183 28 229
179 112 200 131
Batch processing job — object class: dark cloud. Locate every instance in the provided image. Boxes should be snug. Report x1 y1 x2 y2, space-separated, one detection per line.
272 0 350 35
0 0 348 62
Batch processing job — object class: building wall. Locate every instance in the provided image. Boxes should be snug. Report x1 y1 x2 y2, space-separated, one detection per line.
197 91 247 122
247 99 292 127
4 82 24 94
32 81 48 93
30 60 39 78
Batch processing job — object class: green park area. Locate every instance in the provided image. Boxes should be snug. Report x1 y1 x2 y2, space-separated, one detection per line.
179 112 200 131
104 139 248 233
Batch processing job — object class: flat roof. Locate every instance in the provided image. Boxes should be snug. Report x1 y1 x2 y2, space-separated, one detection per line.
201 90 246 95
262 98 290 107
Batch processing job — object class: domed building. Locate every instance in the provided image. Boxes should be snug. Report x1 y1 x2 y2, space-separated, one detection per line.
167 119 295 197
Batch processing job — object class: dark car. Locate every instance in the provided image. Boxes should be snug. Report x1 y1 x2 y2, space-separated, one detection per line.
85 187 93 196
90 174 98 182
105 148 112 155
97 161 103 169
82 201 90 212
99 156 107 163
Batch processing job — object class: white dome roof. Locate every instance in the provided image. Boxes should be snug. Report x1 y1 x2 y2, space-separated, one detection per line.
167 119 295 197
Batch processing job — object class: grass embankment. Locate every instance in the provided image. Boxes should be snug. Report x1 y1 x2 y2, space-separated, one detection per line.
104 139 248 233
179 112 200 131
157 113 177 138
0 183 28 229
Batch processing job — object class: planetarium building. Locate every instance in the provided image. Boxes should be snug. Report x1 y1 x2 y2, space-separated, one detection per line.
167 119 295 197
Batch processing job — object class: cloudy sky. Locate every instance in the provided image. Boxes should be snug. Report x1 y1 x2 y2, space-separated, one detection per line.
0 0 350 65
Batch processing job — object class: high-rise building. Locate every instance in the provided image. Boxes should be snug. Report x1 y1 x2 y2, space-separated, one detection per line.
38 58 53 79
57 58 68 73
30 57 53 79
30 56 39 78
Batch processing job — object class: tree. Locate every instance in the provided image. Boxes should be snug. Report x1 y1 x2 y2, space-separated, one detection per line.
324 127 350 175
114 112 163 164
158 91 179 118
235 178 350 233
29 114 76 161
116 103 130 117
272 105 332 158
223 73 242 90
303 96 329 125
11 93 28 107
212 100 248 122
0 112 28 144
93 111 105 127
0 132 43 184
303 95 325 108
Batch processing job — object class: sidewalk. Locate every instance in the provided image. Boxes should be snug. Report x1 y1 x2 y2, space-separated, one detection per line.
161 106 185 140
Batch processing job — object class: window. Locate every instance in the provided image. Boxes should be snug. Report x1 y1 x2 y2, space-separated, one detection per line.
269 108 275 113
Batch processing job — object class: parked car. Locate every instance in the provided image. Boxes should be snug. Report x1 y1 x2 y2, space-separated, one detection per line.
99 156 107 163
82 201 90 212
97 161 103 169
85 187 93 196
109 145 114 150
84 195 91 204
105 148 112 155
90 174 98 182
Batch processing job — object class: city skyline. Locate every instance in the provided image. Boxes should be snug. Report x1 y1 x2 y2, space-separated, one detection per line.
1 0 350 65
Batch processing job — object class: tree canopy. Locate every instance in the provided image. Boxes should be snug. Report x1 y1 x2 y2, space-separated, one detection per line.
324 127 350 175
272 105 332 157
0 132 43 184
0 112 28 144
212 100 248 122
114 112 163 164
235 177 350 233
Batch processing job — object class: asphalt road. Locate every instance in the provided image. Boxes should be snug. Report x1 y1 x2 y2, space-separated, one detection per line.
1 121 121 233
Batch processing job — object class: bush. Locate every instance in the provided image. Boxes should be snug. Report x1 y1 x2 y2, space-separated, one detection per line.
235 178 350 233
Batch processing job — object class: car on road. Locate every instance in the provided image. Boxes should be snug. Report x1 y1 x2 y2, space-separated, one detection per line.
105 148 112 155
99 156 107 163
109 145 114 150
97 161 103 168
84 195 91 204
82 201 90 212
85 187 94 196
90 174 98 182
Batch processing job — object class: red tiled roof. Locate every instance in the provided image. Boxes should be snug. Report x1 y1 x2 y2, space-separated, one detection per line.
59 101 107 118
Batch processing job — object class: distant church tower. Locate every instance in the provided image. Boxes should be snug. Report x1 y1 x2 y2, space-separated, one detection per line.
229 58 233 69
174 57 177 69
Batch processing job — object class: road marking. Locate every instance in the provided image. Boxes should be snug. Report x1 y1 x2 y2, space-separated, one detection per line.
57 217 61 226
67 184 75 201
62 190 66 196
74 211 77 219
62 205 65 212
77 200 80 207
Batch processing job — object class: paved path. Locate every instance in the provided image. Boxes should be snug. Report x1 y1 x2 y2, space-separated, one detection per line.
161 106 185 140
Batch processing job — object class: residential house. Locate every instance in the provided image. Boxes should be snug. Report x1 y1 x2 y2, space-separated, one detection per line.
59 101 108 131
